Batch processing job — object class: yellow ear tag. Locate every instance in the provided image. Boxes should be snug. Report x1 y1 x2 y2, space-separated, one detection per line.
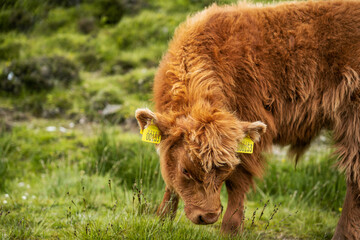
236 136 254 154
141 124 161 144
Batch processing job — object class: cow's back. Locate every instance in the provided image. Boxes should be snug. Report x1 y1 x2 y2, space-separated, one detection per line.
153 1 360 156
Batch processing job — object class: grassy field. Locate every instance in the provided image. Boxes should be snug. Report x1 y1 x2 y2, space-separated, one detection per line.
0 0 347 239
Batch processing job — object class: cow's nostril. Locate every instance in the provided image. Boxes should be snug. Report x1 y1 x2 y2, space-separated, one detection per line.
198 215 205 224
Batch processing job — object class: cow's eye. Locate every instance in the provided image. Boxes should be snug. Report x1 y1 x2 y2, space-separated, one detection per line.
182 168 190 177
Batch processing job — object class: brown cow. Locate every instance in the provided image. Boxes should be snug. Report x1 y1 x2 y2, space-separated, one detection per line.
135 1 360 239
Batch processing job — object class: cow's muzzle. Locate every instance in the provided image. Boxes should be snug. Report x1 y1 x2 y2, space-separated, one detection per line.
185 204 222 225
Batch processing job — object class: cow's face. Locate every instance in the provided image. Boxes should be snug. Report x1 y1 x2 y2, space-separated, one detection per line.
135 107 266 225
161 138 231 224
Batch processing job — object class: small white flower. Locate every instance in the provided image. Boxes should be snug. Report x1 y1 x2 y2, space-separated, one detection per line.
4 194 9 198
79 118 86 124
31 195 36 199
18 182 25 187
69 122 75 128
46 126 57 132
25 192 29 196
22 196 27 200
7 72 14 81
59 127 67 133
26 184 30 189
3 200 7 204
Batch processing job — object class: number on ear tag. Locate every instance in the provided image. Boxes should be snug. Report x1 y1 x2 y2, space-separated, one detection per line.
141 124 161 144
236 137 254 154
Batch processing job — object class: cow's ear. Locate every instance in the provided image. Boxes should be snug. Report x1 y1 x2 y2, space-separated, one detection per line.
135 108 157 133
241 121 267 142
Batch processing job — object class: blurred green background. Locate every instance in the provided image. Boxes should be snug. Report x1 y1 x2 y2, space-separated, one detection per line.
0 0 346 239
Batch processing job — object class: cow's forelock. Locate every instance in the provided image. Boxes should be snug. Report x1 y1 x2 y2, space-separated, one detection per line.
181 112 244 172
186 136 239 172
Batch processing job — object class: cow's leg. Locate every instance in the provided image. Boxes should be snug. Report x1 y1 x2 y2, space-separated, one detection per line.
333 182 360 240
221 166 253 234
331 98 360 239
156 187 179 220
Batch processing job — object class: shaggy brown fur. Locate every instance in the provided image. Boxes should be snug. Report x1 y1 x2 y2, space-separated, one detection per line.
136 1 360 238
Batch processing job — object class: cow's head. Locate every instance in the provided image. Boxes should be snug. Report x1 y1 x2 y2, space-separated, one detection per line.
135 106 266 225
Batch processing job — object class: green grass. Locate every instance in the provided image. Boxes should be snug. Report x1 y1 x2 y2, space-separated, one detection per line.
0 122 344 239
0 0 346 239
